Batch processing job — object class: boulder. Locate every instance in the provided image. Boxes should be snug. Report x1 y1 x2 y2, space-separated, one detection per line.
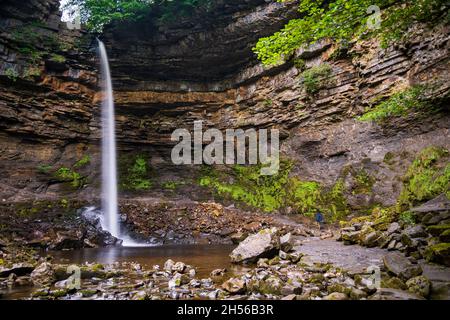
383 253 422 280
402 225 427 238
406 275 431 298
230 228 280 263
387 222 401 235
222 278 246 294
341 231 361 244
30 262 55 286
424 243 450 266
362 231 380 247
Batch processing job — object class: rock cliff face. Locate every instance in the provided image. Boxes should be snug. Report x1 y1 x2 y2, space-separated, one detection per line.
0 0 449 216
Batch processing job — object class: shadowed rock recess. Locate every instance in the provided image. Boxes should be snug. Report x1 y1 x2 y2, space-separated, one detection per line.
0 0 449 301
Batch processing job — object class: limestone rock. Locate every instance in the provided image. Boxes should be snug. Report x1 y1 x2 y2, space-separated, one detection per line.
406 275 431 298
230 228 280 263
383 253 422 280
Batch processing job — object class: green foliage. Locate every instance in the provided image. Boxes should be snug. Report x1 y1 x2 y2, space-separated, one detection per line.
353 169 375 195
358 85 433 122
399 211 416 225
50 54 66 63
162 180 184 190
254 0 449 66
264 99 273 107
56 167 84 188
64 0 214 32
199 161 293 213
121 154 152 190
4 67 19 82
74 155 91 168
398 146 450 209
199 161 350 221
300 63 334 94
293 58 306 71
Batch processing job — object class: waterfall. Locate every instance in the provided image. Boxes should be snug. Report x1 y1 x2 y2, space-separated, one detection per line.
98 39 119 239
98 40 151 247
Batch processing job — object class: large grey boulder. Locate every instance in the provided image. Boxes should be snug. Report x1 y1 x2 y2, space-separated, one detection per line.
383 253 422 280
230 228 280 263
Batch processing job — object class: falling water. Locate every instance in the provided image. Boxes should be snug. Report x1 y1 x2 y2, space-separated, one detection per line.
98 39 119 239
98 40 151 247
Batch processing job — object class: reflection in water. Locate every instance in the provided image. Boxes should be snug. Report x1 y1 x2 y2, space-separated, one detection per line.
50 244 240 278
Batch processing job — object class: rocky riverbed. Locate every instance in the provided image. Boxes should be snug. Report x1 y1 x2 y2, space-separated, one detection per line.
1 223 449 300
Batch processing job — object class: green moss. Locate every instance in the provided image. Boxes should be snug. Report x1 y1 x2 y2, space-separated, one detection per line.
383 152 396 165
264 99 273 107
357 85 437 123
353 169 375 195
120 154 152 191
162 181 184 190
37 164 53 174
426 224 450 236
199 160 350 221
73 155 91 168
55 167 84 189
293 58 306 71
288 179 321 216
424 242 450 263
4 67 19 82
80 289 98 297
300 63 334 94
398 211 416 226
397 146 450 209
49 54 66 63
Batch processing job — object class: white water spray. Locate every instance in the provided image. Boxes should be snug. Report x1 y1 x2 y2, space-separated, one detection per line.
99 39 119 239
98 40 151 247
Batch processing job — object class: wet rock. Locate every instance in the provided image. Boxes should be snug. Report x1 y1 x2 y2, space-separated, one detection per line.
210 269 226 277
30 262 55 286
424 243 450 266
406 275 431 298
259 276 283 295
341 231 361 244
230 232 248 244
172 262 186 273
382 277 407 290
168 272 189 289
387 222 401 235
222 278 246 294
280 233 294 252
230 228 280 263
0 263 34 277
324 292 348 300
281 294 297 300
369 288 425 300
280 285 302 295
50 231 84 250
164 259 175 272
362 231 380 248
383 253 422 280
402 225 428 239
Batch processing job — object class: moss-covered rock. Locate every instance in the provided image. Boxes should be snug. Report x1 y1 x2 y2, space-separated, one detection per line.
424 242 450 266
426 224 450 237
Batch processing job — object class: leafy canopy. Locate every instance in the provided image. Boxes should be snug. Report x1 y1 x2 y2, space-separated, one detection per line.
254 0 449 66
63 0 213 32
